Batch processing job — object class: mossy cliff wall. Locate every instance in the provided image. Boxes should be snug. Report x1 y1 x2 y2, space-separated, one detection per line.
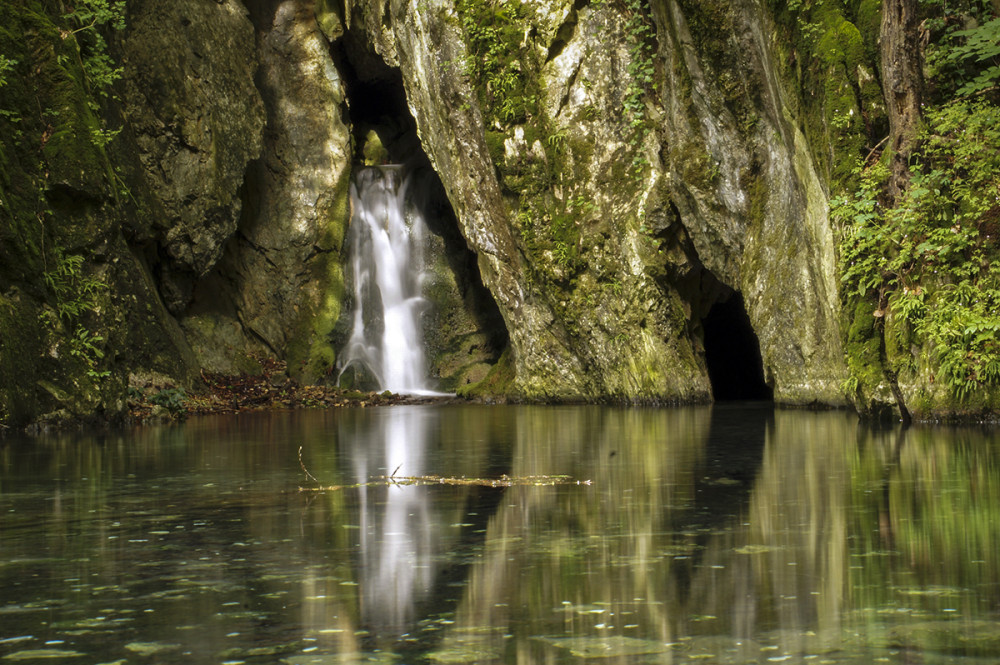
2 0 992 427
0 0 199 428
343 0 852 404
0 0 352 429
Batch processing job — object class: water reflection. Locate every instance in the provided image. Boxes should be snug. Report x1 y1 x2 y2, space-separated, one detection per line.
353 407 437 631
2 406 1000 663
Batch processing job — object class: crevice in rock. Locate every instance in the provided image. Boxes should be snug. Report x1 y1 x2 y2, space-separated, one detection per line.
545 0 589 64
702 290 772 402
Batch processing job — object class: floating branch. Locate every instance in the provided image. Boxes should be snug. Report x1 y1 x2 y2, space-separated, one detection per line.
297 447 591 492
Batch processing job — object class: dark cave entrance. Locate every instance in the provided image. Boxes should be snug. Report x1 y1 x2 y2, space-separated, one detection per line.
702 292 772 402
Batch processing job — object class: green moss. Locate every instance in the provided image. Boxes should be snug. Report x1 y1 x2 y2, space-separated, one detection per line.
459 345 515 399
0 291 45 428
315 0 345 41
853 0 882 68
288 165 351 384
484 130 506 167
455 0 538 128
0 1 183 428
765 1 883 192
361 129 388 166
843 298 888 411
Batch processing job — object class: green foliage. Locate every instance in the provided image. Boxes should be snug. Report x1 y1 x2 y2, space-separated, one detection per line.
0 54 14 87
455 0 535 127
63 0 125 100
70 326 109 379
64 0 127 34
0 47 22 126
150 387 188 413
43 250 109 382
621 0 656 177
949 17 1000 96
835 101 1000 399
43 252 104 321
923 1 1000 99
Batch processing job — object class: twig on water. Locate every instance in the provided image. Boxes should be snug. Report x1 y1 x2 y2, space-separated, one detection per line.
296 449 591 492
298 446 321 485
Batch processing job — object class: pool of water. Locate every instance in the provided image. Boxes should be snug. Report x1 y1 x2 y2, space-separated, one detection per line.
1 404 999 663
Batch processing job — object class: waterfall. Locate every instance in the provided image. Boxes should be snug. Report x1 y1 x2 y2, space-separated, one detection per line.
337 166 433 394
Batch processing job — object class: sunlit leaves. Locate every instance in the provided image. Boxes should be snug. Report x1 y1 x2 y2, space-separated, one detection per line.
835 100 1000 398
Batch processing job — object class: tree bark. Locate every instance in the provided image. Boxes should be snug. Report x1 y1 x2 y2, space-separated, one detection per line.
880 0 924 202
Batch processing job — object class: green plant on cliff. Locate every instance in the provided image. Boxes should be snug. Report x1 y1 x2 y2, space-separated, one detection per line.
43 250 110 381
0 54 14 87
0 54 17 126
835 101 1000 400
621 0 656 177
62 0 125 102
456 0 535 127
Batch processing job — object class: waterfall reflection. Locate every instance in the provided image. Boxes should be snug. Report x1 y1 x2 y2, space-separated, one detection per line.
352 406 437 632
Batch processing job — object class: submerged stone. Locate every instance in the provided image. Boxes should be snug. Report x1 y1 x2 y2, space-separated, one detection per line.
889 620 1000 656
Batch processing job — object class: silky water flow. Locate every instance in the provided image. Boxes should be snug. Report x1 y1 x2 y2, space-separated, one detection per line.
338 166 434 394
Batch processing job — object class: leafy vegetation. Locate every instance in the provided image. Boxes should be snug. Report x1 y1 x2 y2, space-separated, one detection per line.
924 1 1000 97
621 0 656 177
835 100 1000 400
43 250 110 381
149 387 188 413
1 1 126 399
0 54 14 87
455 0 536 127
832 0 1000 408
62 0 126 103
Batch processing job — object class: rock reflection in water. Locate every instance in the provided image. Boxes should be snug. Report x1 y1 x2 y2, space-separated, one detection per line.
2 406 1000 664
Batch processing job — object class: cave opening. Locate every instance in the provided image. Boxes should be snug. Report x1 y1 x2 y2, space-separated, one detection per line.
702 292 772 402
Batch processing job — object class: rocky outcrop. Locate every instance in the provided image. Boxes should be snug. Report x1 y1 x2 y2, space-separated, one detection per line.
340 0 706 402
9 0 995 428
340 0 846 404
182 0 352 382
650 0 847 404
122 0 266 314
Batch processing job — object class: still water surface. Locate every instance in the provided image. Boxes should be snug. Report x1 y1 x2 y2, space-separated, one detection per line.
1 404 999 664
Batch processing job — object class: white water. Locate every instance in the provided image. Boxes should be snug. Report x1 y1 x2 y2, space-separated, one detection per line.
338 166 433 394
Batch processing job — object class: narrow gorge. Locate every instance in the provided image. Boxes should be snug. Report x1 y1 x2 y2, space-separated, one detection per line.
2 0 999 429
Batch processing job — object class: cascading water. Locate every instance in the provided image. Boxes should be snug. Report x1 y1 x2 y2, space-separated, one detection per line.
337 166 432 394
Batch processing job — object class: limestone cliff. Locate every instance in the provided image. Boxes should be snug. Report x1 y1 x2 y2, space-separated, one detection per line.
181 0 352 383
3 0 997 429
340 0 848 404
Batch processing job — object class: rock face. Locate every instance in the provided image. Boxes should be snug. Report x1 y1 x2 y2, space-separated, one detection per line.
650 0 847 404
9 0 994 428
122 0 266 313
342 0 846 404
181 0 352 382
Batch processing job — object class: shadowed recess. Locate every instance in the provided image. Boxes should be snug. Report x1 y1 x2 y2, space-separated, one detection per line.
703 292 772 401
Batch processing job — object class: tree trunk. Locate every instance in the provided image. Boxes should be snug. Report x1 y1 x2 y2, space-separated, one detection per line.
880 0 923 202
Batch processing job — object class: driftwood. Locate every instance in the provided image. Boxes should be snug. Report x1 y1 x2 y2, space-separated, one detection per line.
297 447 591 492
